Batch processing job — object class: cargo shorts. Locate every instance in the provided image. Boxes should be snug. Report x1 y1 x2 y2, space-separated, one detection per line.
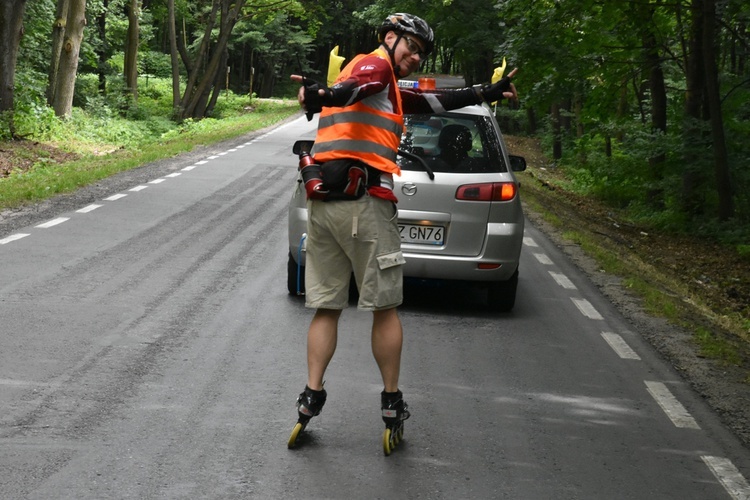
304 195 404 311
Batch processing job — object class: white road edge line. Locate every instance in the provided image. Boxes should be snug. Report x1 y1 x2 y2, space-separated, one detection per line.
550 271 577 290
533 252 553 265
104 194 127 201
601 332 641 360
36 217 70 229
571 298 604 320
129 185 148 192
0 233 30 245
702 455 750 500
76 204 102 213
523 236 538 247
645 381 700 429
148 179 166 184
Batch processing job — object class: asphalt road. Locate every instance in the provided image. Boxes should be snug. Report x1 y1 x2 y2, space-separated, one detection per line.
1 115 749 499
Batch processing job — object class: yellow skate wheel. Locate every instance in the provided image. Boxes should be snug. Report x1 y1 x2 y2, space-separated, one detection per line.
288 422 303 449
383 428 393 456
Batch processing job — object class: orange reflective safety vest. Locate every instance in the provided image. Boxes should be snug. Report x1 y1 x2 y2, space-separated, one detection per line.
311 48 404 175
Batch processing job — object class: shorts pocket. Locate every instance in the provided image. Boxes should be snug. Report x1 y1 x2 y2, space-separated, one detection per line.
377 251 406 270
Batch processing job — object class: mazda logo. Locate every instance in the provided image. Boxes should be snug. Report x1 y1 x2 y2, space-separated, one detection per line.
402 182 417 196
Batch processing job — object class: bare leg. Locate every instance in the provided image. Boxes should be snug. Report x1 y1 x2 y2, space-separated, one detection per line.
307 308 341 391
371 307 403 392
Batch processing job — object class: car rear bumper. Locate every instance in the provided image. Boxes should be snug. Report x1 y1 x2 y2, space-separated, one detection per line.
401 221 523 281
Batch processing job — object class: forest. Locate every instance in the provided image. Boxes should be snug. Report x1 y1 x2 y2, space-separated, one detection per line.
1 0 749 251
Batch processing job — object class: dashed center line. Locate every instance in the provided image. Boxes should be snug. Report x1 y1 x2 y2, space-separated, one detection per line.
523 236 538 247
645 381 700 429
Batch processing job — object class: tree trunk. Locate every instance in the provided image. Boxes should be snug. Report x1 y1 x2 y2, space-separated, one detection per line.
702 0 734 221
681 0 706 216
179 0 246 120
52 0 86 118
123 0 139 102
174 0 220 120
96 0 108 94
0 0 27 136
639 0 668 209
166 0 181 113
205 49 228 117
47 0 69 105
551 103 562 160
526 107 536 135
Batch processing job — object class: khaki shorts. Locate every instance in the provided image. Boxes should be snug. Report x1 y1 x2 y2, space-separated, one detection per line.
305 195 404 311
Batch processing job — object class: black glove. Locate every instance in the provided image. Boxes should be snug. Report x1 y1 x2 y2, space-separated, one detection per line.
476 76 513 103
302 78 332 120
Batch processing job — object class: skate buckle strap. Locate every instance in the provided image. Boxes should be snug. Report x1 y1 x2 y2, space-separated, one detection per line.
299 405 315 417
382 409 398 419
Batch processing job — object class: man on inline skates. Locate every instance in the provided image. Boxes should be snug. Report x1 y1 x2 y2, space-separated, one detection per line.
288 12 518 454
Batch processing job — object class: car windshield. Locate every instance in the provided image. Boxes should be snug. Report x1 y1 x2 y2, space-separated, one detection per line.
398 113 507 174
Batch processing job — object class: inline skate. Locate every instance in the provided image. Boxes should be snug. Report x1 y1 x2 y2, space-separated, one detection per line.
287 385 327 448
381 390 410 456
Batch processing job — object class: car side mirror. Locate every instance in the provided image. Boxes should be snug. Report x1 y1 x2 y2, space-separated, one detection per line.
293 140 315 156
509 154 527 172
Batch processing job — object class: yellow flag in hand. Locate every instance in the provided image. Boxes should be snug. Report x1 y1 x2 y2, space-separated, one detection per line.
491 58 507 106
491 58 507 84
327 46 345 86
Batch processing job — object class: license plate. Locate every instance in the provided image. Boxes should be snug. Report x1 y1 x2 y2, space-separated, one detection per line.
399 224 445 245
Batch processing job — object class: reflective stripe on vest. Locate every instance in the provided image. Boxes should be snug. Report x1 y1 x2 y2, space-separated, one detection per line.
311 49 404 175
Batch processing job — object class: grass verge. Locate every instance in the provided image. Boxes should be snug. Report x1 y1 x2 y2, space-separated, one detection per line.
0 99 300 211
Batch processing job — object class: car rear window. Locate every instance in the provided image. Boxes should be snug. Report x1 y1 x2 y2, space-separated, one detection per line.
398 113 507 173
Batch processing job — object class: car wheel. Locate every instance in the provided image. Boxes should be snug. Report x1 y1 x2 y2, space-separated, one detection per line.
288 251 305 295
487 269 518 312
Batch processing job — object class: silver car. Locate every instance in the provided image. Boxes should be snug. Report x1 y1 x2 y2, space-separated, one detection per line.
287 103 526 311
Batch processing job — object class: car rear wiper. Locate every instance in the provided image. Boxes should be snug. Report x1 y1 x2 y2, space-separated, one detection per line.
397 149 435 180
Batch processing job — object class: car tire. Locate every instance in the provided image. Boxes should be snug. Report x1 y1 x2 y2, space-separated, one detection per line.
288 251 305 295
487 269 518 312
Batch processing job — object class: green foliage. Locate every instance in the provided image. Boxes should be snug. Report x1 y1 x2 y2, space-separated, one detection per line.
140 51 175 79
694 327 743 366
8 0 750 240
3 70 60 141
739 245 750 262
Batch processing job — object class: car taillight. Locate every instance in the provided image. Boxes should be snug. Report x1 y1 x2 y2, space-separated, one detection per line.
455 182 517 201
